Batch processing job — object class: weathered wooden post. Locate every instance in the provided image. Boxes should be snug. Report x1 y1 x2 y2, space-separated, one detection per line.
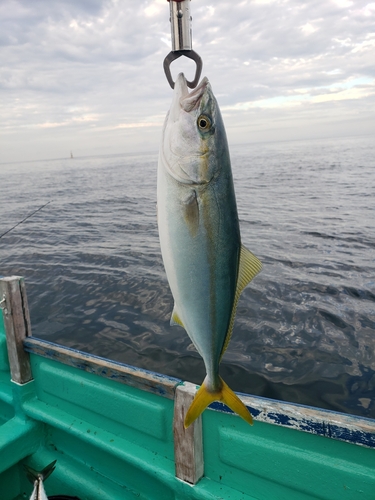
173 382 204 484
0 276 32 384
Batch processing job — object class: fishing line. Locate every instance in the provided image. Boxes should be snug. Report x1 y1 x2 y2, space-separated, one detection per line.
0 201 52 239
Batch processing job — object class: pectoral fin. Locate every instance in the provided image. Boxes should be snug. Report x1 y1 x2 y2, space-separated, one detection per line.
220 245 262 358
170 305 185 328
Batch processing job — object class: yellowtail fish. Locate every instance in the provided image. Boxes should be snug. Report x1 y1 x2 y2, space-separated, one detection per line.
25 460 56 500
157 73 262 428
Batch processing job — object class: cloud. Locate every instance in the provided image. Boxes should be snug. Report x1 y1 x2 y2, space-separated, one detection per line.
114 121 163 130
0 0 374 162
222 77 375 111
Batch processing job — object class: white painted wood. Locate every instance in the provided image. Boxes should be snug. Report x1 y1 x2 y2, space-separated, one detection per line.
173 382 204 484
0 276 32 384
213 392 375 448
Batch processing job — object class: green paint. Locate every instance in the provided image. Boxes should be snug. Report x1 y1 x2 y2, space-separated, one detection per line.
31 357 174 458
203 407 375 500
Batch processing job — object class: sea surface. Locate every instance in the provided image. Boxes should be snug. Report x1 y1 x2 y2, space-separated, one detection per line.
1 135 374 419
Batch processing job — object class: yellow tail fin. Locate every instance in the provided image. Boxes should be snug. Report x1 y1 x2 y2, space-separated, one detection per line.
184 377 253 428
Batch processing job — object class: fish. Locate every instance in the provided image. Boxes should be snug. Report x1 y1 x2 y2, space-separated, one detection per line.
157 73 262 428
25 460 56 500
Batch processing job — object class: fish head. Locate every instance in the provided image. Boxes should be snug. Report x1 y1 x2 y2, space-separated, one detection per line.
162 73 228 185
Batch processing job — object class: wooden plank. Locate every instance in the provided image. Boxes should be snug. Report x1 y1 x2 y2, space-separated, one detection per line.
173 382 204 484
0 276 32 384
23 337 181 400
210 393 375 449
25 340 375 449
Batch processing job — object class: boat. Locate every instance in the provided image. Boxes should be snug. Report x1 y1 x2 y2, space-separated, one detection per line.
1 275 374 499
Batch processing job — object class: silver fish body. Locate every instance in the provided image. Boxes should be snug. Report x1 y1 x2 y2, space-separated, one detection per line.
157 74 262 427
29 478 48 500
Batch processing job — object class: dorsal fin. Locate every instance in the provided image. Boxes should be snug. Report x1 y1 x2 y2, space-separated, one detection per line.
170 305 185 329
220 245 262 359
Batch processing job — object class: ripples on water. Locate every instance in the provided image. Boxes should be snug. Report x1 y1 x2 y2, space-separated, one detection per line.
1 136 374 418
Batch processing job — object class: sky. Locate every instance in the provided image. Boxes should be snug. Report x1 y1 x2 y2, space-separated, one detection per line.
1 0 374 163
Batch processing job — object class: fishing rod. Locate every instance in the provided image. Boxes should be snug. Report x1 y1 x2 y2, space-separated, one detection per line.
163 0 202 89
0 201 51 240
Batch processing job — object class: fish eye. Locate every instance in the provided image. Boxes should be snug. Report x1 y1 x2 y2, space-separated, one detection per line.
197 115 211 132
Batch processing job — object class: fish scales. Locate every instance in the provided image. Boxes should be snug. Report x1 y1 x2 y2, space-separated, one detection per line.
157 73 262 428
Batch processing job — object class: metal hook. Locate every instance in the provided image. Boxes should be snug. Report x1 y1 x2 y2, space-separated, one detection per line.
164 0 203 89
163 50 203 89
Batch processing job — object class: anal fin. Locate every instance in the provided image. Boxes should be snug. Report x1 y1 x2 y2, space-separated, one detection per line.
170 305 185 328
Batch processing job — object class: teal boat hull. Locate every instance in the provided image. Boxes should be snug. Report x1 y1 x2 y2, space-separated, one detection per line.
1 276 375 499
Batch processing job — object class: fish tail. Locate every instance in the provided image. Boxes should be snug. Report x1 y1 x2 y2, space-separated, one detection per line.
184 376 253 428
24 460 57 484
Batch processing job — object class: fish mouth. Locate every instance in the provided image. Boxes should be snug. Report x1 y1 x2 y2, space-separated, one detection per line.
169 73 209 120
179 74 209 112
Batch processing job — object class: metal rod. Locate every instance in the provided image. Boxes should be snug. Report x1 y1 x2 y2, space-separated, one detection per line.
169 0 192 52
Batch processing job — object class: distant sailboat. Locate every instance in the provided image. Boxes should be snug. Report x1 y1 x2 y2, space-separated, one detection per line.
70 151 74 159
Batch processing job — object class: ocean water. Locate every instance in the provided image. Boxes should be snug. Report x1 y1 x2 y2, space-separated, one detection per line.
1 135 374 419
